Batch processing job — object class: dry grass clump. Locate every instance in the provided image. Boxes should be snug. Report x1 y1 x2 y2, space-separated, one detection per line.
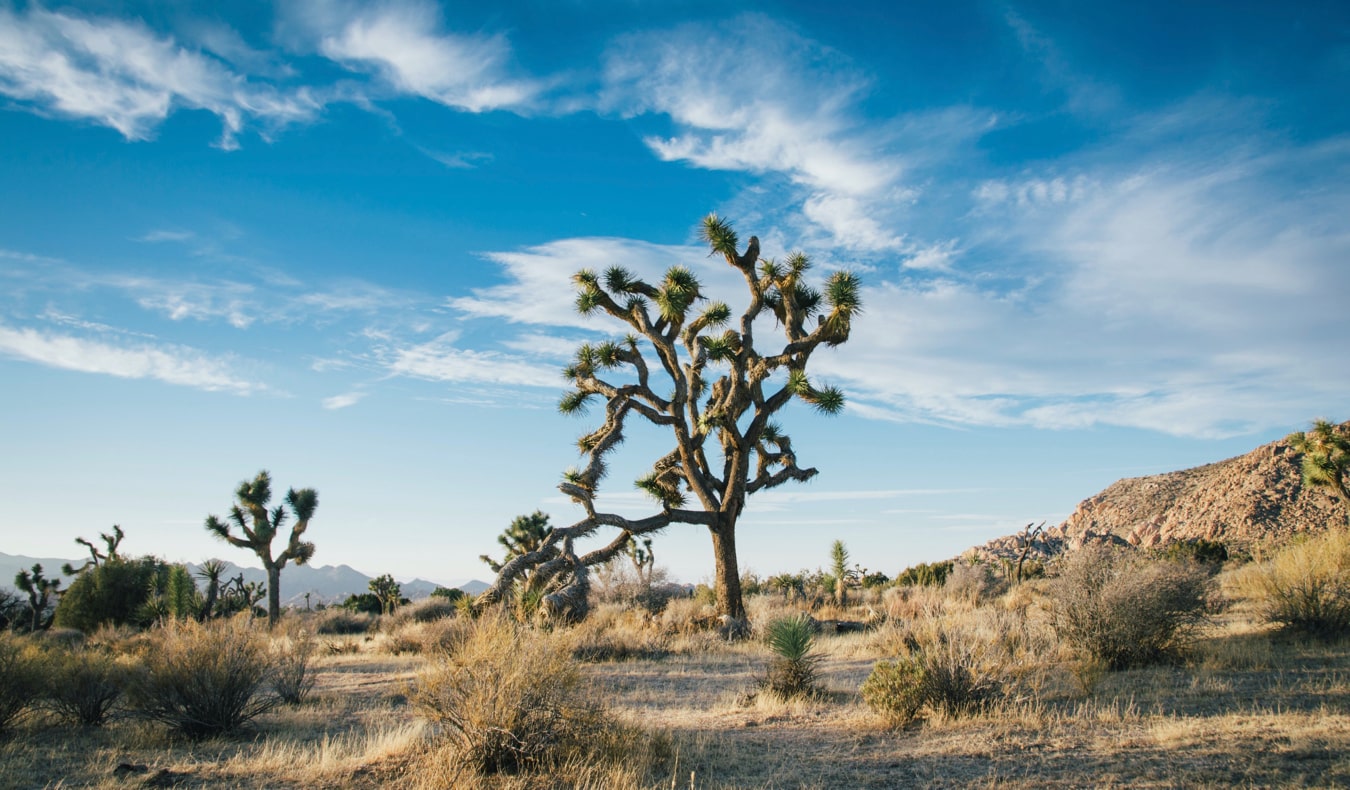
566 604 670 662
944 561 1007 605
881 584 947 622
1233 528 1350 637
127 615 279 739
861 614 1011 725
0 632 44 733
410 615 624 775
271 619 318 705
1051 545 1210 669
656 596 720 636
314 608 378 635
40 643 128 726
387 596 459 628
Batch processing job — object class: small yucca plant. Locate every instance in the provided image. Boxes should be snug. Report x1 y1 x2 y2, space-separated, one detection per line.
762 613 820 699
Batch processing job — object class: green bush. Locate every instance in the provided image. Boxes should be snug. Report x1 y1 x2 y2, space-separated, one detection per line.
1242 529 1350 637
895 561 953 588
860 658 926 725
1051 546 1210 669
1162 538 1229 567
54 556 170 632
411 616 610 774
761 613 820 699
315 608 377 635
0 633 44 733
128 616 277 738
860 623 1003 725
41 645 127 726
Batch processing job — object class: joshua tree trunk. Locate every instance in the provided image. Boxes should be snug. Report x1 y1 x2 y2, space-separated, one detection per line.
266 563 282 625
711 521 746 623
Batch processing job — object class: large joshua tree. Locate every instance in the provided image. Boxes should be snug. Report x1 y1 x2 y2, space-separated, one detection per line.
205 471 318 627
478 215 860 628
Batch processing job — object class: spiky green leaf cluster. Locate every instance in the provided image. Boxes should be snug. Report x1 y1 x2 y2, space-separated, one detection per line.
700 213 739 258
656 266 702 322
558 390 593 415
636 471 687 508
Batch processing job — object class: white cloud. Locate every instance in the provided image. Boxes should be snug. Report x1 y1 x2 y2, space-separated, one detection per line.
136 230 196 243
450 237 745 329
601 15 921 252
322 392 365 410
0 6 320 148
290 0 538 112
500 333 591 359
0 325 256 394
816 138 1350 438
417 147 493 169
387 332 559 387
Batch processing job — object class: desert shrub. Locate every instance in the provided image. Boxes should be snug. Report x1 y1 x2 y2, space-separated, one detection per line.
945 561 1006 605
430 586 466 602
411 616 612 775
127 615 278 738
761 613 820 699
388 597 458 628
860 620 1006 724
271 621 317 705
315 607 377 635
913 627 1003 715
341 592 385 616
895 560 953 588
1240 529 1350 637
0 633 44 733
567 605 669 662
416 617 472 655
1051 546 1210 669
41 644 127 726
657 597 720 637
1162 538 1230 568
861 658 926 725
54 556 170 632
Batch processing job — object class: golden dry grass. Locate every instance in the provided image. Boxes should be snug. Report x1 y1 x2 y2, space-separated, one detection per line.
3 583 1349 789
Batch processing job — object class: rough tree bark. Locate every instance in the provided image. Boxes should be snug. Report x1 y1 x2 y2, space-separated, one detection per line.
476 215 861 630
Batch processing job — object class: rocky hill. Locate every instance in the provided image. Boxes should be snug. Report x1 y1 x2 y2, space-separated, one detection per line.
974 425 1348 562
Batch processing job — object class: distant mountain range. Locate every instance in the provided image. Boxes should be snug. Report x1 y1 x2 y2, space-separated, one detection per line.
0 552 488 607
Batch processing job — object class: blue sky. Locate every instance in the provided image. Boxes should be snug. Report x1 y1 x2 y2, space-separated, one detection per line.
1 0 1347 588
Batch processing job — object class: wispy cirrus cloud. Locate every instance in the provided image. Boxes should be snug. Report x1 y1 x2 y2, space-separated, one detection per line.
599 14 986 254
0 325 257 394
322 392 365 410
386 331 559 387
449 236 745 330
283 0 540 112
0 6 320 148
814 123 1350 438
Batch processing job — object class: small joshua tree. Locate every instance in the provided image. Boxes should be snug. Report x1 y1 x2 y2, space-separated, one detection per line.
205 471 318 627
1289 419 1350 526
830 540 853 608
196 559 227 621
480 511 554 573
14 564 60 632
479 215 860 629
369 574 403 615
62 525 125 577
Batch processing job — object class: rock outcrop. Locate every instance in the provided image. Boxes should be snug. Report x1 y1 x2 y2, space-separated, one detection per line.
973 425 1348 562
